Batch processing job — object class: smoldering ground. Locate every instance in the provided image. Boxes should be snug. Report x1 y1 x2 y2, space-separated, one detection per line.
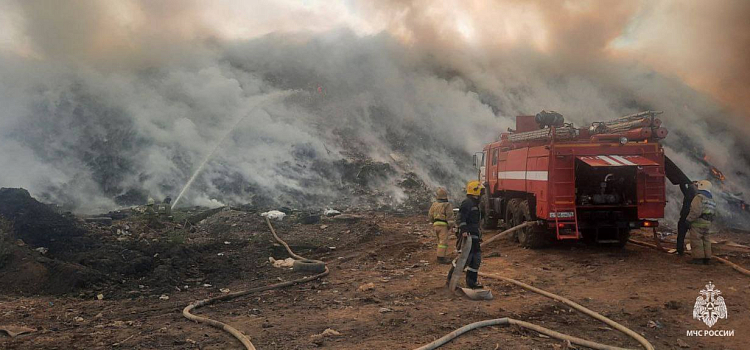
0 0 748 219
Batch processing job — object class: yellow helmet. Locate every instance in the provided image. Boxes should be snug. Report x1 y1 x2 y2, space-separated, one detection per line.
695 180 712 192
466 180 483 196
436 187 448 200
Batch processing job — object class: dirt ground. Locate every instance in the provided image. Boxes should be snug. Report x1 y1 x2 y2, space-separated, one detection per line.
2 210 749 350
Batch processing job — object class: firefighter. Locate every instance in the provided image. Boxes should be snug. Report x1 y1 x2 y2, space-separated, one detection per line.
161 196 173 220
145 197 156 217
676 182 697 255
428 188 454 263
457 180 484 289
687 180 717 264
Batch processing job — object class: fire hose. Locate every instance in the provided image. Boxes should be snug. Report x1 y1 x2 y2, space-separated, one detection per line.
420 222 654 350
182 217 329 350
628 238 750 277
184 218 652 350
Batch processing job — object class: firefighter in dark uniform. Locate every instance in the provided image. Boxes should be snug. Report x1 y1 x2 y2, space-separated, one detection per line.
458 180 484 289
676 182 697 255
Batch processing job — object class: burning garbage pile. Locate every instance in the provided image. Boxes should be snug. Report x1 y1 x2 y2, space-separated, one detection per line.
686 152 750 228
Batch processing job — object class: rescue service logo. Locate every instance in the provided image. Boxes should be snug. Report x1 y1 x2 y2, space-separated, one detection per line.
686 281 734 337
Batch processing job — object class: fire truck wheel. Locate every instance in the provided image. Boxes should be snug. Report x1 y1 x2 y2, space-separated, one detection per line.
505 199 520 241
616 229 631 248
480 195 498 229
516 200 548 249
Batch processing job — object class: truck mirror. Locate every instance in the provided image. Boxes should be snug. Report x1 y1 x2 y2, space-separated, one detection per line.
472 154 478 168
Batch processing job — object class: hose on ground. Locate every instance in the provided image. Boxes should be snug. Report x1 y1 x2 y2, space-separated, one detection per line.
629 238 750 277
418 222 654 350
477 272 654 350
182 217 328 350
414 317 632 350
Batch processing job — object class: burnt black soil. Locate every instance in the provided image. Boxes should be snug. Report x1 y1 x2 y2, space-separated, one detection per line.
0 188 384 299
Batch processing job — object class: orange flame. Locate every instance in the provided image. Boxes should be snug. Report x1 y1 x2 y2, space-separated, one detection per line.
710 166 726 182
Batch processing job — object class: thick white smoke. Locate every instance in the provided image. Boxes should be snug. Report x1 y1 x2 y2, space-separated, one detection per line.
0 0 748 221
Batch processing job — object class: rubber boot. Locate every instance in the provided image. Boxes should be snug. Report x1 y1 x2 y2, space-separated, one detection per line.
689 259 703 265
703 258 711 265
466 271 482 289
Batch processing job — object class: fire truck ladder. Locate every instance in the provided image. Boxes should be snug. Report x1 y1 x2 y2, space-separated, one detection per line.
550 151 580 240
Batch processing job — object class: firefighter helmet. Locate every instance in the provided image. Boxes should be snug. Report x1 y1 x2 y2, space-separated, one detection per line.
696 180 712 192
436 187 448 200
465 180 483 196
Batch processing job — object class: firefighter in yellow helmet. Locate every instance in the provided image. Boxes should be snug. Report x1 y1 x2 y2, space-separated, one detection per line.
687 180 717 264
447 180 484 288
428 187 454 263
145 197 156 216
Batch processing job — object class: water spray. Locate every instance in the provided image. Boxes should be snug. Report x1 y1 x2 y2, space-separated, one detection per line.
171 91 292 210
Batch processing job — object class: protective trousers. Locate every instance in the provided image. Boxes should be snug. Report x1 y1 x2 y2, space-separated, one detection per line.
676 218 688 254
433 225 449 259
465 236 482 287
689 226 712 259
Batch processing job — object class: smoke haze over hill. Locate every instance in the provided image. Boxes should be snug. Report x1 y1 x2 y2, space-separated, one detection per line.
0 0 748 216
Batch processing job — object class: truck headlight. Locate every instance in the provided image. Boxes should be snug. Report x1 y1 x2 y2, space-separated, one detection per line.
619 136 628 145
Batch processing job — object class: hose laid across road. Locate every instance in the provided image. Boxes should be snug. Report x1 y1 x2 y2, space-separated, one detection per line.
182 217 329 350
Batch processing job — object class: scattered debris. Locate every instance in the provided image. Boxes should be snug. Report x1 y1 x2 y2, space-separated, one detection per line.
220 288 230 293
647 320 664 329
0 325 36 338
34 247 48 255
357 282 375 292
260 210 286 221
74 317 84 322
379 307 393 313
97 294 104 300
159 295 169 300
269 257 295 268
333 214 364 222
676 339 690 348
299 213 321 225
323 209 341 217
310 328 341 343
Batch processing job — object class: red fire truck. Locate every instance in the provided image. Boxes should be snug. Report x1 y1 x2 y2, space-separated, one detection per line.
475 111 668 247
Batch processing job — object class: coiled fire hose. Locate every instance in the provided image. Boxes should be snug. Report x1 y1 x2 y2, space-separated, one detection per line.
182 217 329 350
418 223 654 350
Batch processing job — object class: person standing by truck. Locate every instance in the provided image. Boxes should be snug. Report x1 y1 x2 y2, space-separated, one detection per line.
428 188 454 264
458 180 484 289
676 182 697 255
687 180 717 264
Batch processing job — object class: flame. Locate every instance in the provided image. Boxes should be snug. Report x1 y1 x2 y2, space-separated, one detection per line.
710 166 726 182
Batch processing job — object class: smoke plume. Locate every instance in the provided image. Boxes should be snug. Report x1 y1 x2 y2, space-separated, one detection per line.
0 0 748 221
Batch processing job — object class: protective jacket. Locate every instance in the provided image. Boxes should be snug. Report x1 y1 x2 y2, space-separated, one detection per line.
428 199 454 227
458 196 481 236
687 190 717 229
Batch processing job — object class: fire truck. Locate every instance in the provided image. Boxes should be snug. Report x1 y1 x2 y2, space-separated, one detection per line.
475 111 668 248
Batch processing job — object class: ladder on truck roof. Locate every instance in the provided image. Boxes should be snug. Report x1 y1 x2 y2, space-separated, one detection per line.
550 149 580 240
